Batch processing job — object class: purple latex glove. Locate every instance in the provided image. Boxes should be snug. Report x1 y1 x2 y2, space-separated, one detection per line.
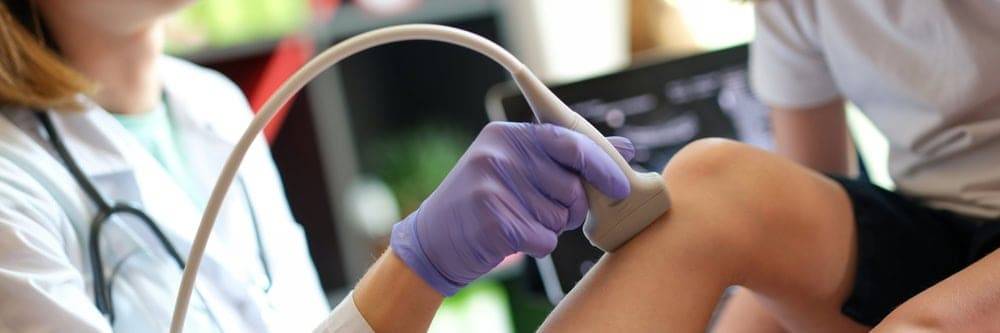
390 122 636 296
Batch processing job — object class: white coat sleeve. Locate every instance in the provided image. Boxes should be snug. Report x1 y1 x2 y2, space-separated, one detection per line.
313 291 375 333
0 158 111 332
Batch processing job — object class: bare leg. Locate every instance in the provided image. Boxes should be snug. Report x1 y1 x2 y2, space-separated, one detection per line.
712 288 786 333
874 248 1000 332
539 139 868 332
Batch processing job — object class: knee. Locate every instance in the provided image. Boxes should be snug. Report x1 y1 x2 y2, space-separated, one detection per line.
661 137 836 221
663 138 757 182
651 138 842 262
661 138 779 218
646 138 856 293
652 138 779 256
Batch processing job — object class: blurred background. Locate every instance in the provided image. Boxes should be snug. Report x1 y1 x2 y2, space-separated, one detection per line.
164 0 887 331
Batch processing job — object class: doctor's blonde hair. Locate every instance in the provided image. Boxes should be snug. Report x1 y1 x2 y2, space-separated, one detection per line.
0 1 91 111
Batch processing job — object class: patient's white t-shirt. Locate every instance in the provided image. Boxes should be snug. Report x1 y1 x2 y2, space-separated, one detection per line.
750 0 1000 218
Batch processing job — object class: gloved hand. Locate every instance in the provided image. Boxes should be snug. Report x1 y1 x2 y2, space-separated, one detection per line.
390 122 636 296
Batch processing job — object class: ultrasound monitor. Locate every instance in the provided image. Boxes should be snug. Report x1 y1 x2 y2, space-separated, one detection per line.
484 44 773 304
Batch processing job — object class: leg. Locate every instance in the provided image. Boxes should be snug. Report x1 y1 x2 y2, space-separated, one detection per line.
712 287 786 333
539 139 868 332
874 248 1000 332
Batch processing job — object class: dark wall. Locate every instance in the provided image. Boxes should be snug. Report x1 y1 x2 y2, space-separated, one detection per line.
337 16 508 165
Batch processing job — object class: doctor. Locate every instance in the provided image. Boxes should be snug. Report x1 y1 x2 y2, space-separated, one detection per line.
0 0 633 331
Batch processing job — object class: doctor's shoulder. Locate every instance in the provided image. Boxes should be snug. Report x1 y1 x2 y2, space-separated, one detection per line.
0 1 89 222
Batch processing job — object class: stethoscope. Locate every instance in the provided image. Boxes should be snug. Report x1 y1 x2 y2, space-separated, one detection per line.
33 111 273 324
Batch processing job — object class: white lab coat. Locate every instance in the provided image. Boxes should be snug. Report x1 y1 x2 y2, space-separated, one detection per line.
0 56 341 332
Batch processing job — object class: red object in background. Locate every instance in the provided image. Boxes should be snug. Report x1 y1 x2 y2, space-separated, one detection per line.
249 35 315 142
249 0 340 143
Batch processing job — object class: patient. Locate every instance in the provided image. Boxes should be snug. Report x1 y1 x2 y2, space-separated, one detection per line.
545 0 1000 331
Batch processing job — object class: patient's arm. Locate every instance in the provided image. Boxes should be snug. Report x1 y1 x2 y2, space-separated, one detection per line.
353 249 443 332
539 138 866 332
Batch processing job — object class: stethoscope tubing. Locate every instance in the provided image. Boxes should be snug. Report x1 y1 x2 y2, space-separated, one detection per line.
33 111 271 324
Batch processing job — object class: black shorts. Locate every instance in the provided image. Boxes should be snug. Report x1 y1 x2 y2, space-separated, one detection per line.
830 176 1000 326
